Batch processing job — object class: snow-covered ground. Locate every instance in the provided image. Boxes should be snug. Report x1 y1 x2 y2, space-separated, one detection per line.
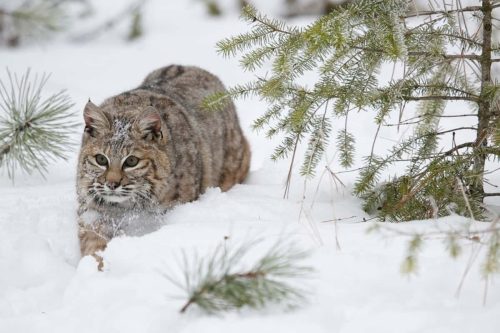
1 1 499 332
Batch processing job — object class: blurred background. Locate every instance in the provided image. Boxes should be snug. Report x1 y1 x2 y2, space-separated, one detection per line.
0 0 354 49
0 0 355 185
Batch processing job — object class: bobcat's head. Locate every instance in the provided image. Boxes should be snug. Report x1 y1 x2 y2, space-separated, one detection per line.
77 100 170 208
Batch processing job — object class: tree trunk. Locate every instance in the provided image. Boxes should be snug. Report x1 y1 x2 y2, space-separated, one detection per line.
471 0 493 199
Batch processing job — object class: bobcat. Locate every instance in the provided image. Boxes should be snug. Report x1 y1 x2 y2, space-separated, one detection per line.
76 65 250 269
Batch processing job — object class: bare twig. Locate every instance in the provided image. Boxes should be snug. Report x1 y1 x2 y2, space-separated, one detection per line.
402 95 479 102
401 3 500 18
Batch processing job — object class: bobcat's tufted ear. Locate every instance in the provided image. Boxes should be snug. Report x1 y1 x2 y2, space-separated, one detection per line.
138 106 163 141
83 100 110 136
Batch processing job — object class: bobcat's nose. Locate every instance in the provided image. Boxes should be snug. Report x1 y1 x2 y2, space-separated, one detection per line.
106 181 120 190
105 168 122 190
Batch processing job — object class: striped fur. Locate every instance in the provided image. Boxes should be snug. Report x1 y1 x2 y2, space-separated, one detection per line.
76 65 250 268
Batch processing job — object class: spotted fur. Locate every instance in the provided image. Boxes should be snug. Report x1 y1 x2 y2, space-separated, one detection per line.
76 65 251 268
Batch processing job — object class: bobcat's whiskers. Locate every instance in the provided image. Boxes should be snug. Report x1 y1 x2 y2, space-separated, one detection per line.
89 181 153 206
92 182 131 204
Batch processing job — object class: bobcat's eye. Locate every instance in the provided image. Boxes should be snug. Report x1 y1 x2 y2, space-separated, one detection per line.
95 154 108 166
124 155 139 168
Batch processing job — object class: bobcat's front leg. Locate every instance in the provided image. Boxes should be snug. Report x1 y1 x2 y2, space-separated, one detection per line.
78 223 108 271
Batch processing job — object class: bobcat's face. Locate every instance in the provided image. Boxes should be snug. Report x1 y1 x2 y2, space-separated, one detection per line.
82 144 153 205
77 101 170 208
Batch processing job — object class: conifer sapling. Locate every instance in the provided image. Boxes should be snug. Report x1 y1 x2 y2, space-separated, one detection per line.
208 1 500 221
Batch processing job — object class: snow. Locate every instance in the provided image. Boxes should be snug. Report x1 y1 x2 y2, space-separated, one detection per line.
1 1 499 332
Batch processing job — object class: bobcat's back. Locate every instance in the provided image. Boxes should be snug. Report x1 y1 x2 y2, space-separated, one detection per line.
138 65 250 194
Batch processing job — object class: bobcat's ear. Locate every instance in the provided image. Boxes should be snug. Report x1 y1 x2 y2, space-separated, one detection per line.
83 100 110 136
138 106 163 141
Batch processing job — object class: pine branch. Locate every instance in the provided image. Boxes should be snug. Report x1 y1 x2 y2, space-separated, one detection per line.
409 84 479 98
484 193 500 197
402 95 479 102
406 31 483 47
354 136 417 196
387 113 478 127
401 4 500 19
0 69 77 179
336 127 355 169
351 48 481 61
408 52 481 61
241 5 294 36
165 238 313 314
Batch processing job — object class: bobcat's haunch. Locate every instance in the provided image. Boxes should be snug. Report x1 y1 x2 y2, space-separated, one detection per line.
76 65 251 269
